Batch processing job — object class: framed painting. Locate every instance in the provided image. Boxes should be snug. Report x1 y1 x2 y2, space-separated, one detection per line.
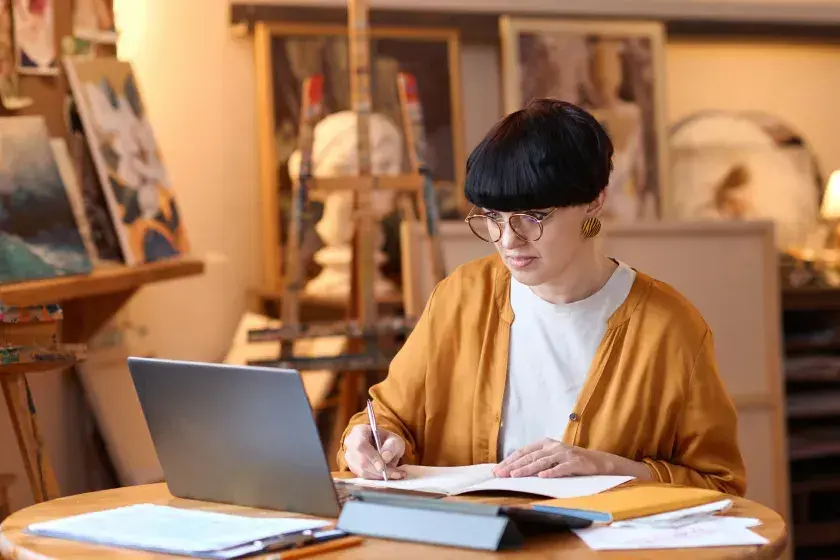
500 17 668 222
255 22 465 290
0 116 93 283
63 56 189 266
12 0 59 76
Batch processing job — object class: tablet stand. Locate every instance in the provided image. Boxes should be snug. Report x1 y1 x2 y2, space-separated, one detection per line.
336 493 524 551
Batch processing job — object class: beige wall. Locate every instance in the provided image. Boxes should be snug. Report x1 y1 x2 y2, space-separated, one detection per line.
667 39 840 179
113 0 262 361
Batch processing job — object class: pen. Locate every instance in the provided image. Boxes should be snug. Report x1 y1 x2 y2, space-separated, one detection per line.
273 536 364 559
366 399 388 482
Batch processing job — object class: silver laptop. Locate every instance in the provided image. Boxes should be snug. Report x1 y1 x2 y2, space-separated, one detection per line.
127 357 341 518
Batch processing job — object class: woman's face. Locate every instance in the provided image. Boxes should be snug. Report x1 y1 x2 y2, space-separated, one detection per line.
481 198 601 287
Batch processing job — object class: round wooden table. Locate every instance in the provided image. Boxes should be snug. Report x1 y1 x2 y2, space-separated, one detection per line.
0 483 788 559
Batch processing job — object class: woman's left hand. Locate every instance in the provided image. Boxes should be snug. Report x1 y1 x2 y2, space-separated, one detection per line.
492 438 652 480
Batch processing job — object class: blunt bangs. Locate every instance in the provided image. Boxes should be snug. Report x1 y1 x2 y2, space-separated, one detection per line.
463 99 614 212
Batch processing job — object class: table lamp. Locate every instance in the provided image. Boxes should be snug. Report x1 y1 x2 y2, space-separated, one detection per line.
822 170 840 248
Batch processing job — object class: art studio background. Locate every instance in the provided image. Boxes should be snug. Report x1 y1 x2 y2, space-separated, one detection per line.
2 0 840 557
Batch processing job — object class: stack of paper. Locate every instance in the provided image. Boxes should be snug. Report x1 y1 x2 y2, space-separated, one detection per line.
563 500 766 550
340 464 634 499
25 504 331 558
573 515 768 550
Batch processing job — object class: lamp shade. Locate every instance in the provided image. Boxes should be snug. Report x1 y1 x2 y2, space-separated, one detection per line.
823 170 840 219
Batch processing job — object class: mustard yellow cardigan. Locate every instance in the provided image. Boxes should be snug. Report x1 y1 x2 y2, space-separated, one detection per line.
338 254 746 496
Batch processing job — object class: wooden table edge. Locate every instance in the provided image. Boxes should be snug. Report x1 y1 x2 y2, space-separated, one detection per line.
0 482 789 559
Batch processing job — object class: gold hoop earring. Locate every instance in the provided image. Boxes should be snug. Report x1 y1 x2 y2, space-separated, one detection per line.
581 216 601 239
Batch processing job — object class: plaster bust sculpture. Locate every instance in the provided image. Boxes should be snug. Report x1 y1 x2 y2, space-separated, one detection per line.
287 110 404 300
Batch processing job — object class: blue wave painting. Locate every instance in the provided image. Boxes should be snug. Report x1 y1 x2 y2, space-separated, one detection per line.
0 117 93 283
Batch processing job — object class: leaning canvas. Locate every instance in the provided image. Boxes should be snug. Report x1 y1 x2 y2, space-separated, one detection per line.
63 57 189 265
0 116 93 283
12 0 59 76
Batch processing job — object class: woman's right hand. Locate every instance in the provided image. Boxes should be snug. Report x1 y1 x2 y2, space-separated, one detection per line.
343 424 406 480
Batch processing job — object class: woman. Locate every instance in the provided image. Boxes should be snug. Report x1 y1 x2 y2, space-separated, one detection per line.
338 98 746 496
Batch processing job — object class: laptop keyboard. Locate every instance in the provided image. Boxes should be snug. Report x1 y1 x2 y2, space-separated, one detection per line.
333 480 444 505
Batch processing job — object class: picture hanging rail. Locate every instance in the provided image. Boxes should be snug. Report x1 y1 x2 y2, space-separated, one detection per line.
229 1 840 40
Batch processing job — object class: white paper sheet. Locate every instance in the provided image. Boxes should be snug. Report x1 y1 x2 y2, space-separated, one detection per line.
573 516 768 550
26 504 330 554
341 464 634 499
456 474 636 499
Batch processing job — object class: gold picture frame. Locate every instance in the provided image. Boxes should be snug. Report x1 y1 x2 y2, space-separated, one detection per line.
500 17 668 222
254 22 466 291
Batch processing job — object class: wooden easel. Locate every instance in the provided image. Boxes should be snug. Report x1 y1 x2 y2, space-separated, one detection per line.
0 305 85 503
247 0 445 461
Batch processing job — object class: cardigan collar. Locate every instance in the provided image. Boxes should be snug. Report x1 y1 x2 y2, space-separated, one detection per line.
490 253 652 329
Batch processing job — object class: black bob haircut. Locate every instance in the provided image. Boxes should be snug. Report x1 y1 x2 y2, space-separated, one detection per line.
464 98 614 212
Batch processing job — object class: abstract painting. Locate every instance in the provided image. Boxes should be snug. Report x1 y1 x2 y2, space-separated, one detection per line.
500 17 667 221
12 0 58 76
0 116 93 283
64 57 189 265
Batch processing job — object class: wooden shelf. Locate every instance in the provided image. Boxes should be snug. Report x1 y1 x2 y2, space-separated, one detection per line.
792 521 840 548
789 428 840 461
788 392 840 419
783 286 840 311
0 260 205 504
0 258 205 307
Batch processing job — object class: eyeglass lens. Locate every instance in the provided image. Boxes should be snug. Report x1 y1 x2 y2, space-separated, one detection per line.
467 214 542 242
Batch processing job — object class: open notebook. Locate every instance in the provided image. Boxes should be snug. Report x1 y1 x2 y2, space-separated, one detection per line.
340 464 633 499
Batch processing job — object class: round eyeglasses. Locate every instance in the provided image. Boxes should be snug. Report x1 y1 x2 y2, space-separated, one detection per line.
465 207 557 243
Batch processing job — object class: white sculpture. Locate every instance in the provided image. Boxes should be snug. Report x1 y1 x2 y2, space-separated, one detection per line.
669 112 820 250
287 110 404 300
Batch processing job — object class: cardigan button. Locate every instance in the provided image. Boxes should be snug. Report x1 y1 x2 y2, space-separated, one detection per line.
569 412 578 421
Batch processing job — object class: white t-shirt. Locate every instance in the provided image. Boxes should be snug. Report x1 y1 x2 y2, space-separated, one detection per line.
497 260 637 460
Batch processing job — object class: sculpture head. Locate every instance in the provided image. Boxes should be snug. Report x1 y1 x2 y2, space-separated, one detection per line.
287 110 405 245
287 109 404 198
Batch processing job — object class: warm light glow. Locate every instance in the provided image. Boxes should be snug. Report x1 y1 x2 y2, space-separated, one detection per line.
113 0 147 61
823 171 840 219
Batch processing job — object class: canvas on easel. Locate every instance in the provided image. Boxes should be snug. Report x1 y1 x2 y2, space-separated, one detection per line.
254 22 465 298
247 0 447 460
63 57 189 265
